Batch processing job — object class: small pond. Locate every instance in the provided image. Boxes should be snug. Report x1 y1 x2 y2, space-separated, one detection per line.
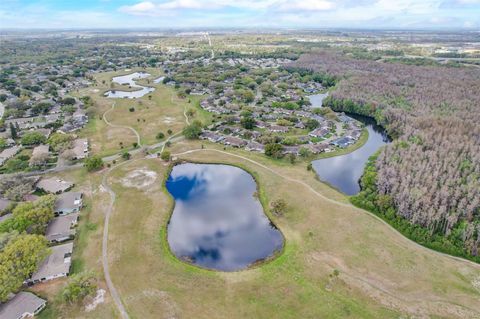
153 76 165 84
166 163 284 271
104 72 155 99
312 114 391 195
307 92 329 108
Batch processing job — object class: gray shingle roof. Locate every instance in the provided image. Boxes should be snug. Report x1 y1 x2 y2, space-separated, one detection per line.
0 292 46 319
45 213 79 242
36 178 74 194
30 242 73 282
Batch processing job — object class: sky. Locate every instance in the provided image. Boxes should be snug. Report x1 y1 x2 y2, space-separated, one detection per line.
0 0 479 30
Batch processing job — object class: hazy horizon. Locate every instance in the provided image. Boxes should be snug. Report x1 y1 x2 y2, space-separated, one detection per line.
0 0 479 30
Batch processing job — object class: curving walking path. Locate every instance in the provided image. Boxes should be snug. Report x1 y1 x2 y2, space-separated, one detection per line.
172 148 480 270
103 102 142 147
101 163 131 319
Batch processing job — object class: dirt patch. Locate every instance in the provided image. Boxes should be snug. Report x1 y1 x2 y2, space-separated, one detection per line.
85 289 106 312
120 168 158 189
473 276 480 292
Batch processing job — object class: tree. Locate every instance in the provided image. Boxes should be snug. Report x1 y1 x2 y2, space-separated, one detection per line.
21 132 46 146
306 118 320 130
0 195 55 234
48 133 74 152
84 156 103 172
121 152 131 160
9 123 17 139
264 143 284 159
270 199 287 216
299 147 312 158
156 132 165 140
183 120 203 139
160 150 171 161
0 234 49 302
61 271 97 305
240 116 255 130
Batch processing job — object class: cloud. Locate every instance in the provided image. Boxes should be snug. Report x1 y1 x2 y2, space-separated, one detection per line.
276 0 336 12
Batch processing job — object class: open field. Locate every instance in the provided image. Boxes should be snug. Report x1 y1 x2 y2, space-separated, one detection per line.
41 68 480 319
88 139 480 319
77 69 198 156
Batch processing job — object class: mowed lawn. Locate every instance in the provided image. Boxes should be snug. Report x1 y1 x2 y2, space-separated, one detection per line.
99 140 480 319
78 68 201 157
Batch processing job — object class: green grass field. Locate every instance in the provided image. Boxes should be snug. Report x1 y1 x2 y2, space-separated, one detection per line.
37 69 480 319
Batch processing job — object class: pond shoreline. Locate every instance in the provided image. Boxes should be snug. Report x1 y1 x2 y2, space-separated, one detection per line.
161 160 286 273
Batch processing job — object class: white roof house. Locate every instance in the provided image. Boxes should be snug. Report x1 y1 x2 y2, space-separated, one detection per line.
0 292 46 319
28 242 73 284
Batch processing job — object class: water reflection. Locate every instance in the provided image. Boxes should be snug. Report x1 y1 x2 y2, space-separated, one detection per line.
307 93 329 108
104 72 155 99
312 114 391 195
166 163 284 271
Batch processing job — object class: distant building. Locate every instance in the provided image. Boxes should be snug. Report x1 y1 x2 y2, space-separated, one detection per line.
0 292 46 319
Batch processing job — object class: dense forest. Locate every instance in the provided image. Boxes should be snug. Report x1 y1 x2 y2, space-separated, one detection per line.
293 51 480 258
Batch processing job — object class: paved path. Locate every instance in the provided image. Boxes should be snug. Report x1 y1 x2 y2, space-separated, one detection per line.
101 166 130 319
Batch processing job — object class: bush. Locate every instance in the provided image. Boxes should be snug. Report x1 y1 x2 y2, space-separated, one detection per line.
156 132 165 140
264 143 284 159
61 271 97 305
21 132 46 146
160 150 171 161
84 156 103 172
122 152 131 160
270 199 287 216
183 120 203 139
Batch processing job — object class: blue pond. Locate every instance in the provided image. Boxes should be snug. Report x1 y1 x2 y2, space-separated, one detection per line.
166 163 284 271
312 114 391 195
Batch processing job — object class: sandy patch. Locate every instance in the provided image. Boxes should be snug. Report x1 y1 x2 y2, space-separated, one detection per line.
121 168 158 189
85 289 106 312
472 275 480 292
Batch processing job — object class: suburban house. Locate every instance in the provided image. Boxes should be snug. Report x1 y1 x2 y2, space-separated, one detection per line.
223 136 247 148
45 213 79 243
71 138 89 160
36 178 74 194
0 292 46 319
27 242 73 284
331 137 354 148
0 145 21 166
268 125 289 133
54 192 83 216
308 127 330 138
245 141 265 152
